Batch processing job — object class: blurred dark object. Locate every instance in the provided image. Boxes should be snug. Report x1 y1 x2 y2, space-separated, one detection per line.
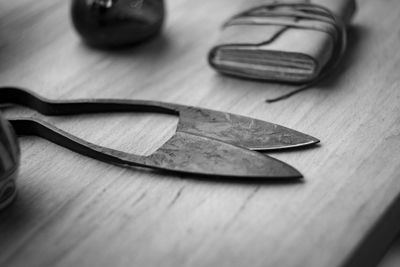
71 0 165 48
0 113 19 211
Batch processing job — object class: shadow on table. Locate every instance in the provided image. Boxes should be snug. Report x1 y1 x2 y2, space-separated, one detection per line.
0 180 44 252
77 32 172 59
377 234 400 267
316 24 368 90
343 193 400 267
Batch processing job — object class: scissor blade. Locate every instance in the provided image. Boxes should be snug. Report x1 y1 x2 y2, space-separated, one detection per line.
8 117 300 179
0 87 318 151
178 107 319 151
144 132 302 179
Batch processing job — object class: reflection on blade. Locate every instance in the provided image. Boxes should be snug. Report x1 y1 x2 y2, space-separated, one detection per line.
178 107 319 151
144 132 302 179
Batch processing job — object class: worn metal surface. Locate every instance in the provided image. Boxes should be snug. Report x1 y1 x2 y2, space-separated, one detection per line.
178 106 319 150
0 87 319 151
9 118 301 179
143 131 300 178
0 87 316 179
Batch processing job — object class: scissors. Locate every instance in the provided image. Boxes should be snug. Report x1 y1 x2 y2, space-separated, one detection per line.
0 86 319 209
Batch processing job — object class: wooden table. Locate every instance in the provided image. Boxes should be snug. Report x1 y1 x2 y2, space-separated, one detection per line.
1 1 400 267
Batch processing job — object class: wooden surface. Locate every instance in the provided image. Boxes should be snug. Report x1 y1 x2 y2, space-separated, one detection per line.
0 1 400 267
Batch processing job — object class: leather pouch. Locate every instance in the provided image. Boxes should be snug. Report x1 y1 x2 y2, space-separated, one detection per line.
209 0 356 83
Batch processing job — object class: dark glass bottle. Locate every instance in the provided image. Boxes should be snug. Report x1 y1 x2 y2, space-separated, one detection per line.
0 113 19 210
71 0 165 48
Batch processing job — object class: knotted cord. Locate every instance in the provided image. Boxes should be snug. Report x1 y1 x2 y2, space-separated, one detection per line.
223 2 347 103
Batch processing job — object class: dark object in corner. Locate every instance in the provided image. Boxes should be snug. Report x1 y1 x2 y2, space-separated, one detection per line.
71 0 165 48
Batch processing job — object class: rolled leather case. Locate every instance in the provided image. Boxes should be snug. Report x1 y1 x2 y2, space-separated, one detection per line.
209 0 356 83
0 113 20 210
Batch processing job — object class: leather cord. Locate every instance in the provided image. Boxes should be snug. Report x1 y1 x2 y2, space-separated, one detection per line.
221 2 347 103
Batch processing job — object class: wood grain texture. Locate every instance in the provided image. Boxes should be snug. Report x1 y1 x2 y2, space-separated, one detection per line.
0 1 399 267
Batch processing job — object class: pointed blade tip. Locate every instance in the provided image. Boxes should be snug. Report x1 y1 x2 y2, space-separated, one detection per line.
245 171 303 180
255 157 303 180
224 169 303 180
310 136 320 145
291 133 320 149
279 166 303 180
249 136 320 151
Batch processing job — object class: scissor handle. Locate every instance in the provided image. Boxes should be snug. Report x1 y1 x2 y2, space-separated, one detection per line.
9 117 146 168
0 87 180 116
